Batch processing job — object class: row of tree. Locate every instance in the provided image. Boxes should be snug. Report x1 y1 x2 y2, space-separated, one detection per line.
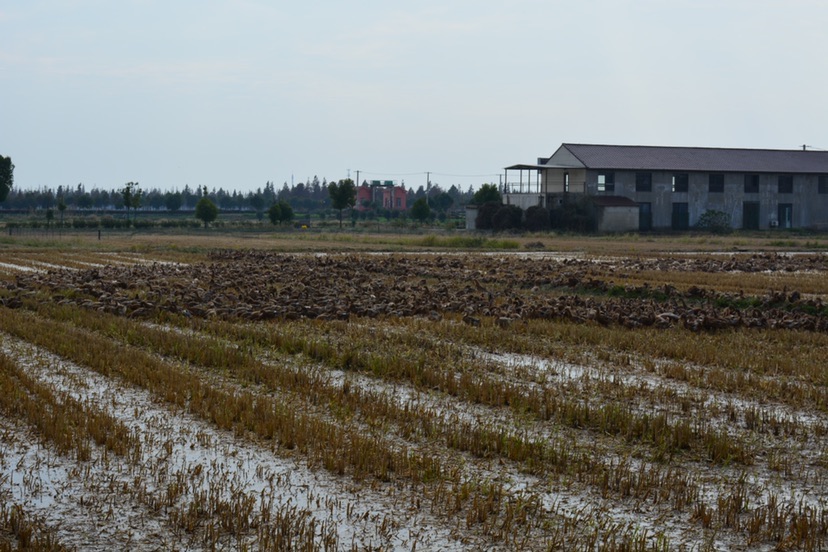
0 175 479 216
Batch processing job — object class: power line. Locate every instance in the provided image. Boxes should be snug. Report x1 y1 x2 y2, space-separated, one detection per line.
356 170 427 177
429 172 500 178
356 170 500 178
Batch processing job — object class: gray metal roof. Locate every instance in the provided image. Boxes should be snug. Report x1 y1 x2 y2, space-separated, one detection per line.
504 163 573 170
556 144 828 174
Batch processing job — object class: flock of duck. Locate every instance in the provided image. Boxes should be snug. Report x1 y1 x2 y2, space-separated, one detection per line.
2 251 826 332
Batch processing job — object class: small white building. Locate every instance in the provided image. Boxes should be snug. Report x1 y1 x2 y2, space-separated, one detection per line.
465 205 478 230
591 196 639 233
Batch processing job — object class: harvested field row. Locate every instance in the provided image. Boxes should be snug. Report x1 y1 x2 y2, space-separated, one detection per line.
1 246 828 550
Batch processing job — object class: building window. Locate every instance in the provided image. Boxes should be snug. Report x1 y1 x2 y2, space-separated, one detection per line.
820 175 828 194
744 174 759 194
635 172 652 192
672 173 688 193
778 175 793 194
709 174 724 193
564 172 570 193
597 172 615 192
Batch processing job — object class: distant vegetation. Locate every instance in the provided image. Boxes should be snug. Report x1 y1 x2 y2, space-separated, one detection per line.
0 178 477 221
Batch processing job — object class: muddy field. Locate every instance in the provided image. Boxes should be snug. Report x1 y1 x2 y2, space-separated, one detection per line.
1 244 828 550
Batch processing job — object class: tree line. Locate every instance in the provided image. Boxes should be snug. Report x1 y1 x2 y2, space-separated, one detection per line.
0 177 477 217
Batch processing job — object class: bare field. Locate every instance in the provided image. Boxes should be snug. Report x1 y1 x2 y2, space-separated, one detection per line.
1 234 828 550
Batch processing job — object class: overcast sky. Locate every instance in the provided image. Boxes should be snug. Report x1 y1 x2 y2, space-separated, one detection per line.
2 0 826 194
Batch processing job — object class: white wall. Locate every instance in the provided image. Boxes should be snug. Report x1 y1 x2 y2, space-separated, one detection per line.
597 207 638 232
503 193 543 210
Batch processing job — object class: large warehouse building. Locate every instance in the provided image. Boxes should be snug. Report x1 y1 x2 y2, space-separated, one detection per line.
503 143 828 231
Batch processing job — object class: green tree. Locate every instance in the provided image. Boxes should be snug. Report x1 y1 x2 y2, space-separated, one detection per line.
165 191 183 212
195 197 218 228
267 200 294 226
121 182 142 224
472 183 501 205
328 178 356 229
267 202 281 225
410 197 431 224
249 191 265 220
0 155 14 203
277 199 294 225
57 196 67 226
430 192 454 213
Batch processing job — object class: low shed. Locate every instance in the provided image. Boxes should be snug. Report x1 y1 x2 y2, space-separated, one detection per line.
591 196 639 233
465 205 478 230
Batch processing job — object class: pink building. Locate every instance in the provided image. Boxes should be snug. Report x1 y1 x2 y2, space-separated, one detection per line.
355 181 407 211
356 184 373 210
381 186 407 211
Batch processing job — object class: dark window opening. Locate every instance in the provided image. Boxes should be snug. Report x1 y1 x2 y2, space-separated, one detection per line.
778 175 793 194
744 174 759 194
672 173 688 193
635 172 652 192
597 172 615 192
709 174 724 193
820 175 828 194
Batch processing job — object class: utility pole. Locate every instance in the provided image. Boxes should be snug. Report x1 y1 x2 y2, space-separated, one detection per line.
426 172 430 207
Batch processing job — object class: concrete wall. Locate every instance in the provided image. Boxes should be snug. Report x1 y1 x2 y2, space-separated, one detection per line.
503 193 543 210
596 206 639 233
541 168 586 194
547 145 584 167
584 170 828 230
465 205 478 230
497 168 828 231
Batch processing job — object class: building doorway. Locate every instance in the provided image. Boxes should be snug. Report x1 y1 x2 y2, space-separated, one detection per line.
671 203 689 230
743 202 760 230
778 204 793 229
639 202 652 231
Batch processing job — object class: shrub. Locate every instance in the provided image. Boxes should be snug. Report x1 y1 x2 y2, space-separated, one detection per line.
550 197 596 233
524 205 551 232
695 210 732 234
71 218 97 229
475 201 501 230
492 205 523 231
100 216 128 229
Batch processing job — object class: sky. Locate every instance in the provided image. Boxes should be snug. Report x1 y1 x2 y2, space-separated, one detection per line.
1 0 827 194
